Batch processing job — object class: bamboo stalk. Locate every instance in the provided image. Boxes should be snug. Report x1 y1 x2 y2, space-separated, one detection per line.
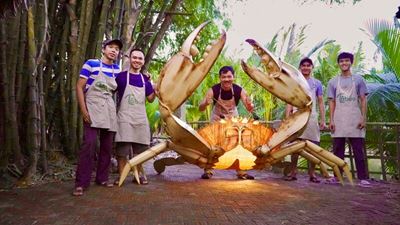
94 0 112 57
21 6 40 184
0 18 11 169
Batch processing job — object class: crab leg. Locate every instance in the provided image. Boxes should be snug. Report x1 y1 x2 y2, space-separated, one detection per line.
119 142 169 186
263 140 352 184
304 140 353 184
298 151 330 178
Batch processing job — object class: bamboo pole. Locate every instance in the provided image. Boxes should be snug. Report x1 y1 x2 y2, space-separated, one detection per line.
0 18 11 169
21 6 40 184
94 0 112 57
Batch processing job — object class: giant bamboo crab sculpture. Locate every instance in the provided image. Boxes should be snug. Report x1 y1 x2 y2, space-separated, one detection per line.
118 22 353 186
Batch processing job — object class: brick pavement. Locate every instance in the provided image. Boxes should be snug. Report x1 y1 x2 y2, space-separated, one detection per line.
0 162 399 225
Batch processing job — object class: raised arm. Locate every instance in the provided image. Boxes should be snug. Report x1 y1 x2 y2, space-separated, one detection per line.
199 88 214 111
240 89 254 113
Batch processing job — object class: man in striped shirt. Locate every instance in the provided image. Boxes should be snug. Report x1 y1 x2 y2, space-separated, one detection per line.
73 39 122 196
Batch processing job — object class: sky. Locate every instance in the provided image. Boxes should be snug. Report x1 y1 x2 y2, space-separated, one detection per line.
215 0 399 69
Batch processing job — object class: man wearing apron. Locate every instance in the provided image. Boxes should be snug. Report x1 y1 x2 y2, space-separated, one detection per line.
73 39 122 196
199 66 255 179
115 48 155 185
284 58 326 183
328 52 370 186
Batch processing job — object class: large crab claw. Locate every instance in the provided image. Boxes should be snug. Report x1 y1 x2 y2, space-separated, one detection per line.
157 21 226 112
241 39 313 152
118 22 226 186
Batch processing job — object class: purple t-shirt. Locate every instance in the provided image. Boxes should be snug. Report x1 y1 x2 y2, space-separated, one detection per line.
115 71 154 106
306 77 323 97
327 74 367 99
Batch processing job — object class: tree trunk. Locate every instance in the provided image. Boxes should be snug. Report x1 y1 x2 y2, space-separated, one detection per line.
15 11 27 166
143 0 183 71
66 0 79 156
94 0 112 57
21 7 40 184
0 18 11 171
59 19 71 157
5 11 23 168
121 0 142 54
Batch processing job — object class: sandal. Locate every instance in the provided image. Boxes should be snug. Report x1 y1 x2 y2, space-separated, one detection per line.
237 174 255 180
283 176 297 181
324 177 340 184
132 177 149 185
309 176 321 183
96 181 114 188
72 187 84 196
201 172 213 179
114 178 120 186
140 177 149 185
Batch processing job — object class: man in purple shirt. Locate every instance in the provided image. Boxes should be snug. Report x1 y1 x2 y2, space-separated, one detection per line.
284 58 326 183
327 52 370 186
114 48 155 185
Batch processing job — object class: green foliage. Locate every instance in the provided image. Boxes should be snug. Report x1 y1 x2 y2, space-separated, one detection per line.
364 20 400 79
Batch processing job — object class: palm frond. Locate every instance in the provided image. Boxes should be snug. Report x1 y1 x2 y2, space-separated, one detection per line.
306 39 335 58
367 83 400 122
364 19 400 78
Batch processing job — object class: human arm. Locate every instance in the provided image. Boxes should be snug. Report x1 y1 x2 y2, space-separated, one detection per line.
329 99 335 132
358 95 367 129
76 78 91 124
199 89 214 111
143 72 156 103
240 89 254 113
317 95 326 129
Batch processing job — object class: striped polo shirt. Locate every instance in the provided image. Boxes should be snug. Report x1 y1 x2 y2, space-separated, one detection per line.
79 59 121 92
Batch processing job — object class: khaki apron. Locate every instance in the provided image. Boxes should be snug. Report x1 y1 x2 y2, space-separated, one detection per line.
85 60 117 132
115 73 150 145
210 87 239 122
295 78 320 142
332 75 365 138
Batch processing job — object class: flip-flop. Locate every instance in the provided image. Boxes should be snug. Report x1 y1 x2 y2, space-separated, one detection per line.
283 176 297 181
324 177 340 184
309 176 321 183
72 187 84 196
237 174 255 180
97 181 114 188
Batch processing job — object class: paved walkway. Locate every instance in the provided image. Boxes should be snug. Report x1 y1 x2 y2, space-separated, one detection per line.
0 162 399 225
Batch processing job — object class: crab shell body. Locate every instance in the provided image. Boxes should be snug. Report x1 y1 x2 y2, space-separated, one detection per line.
118 23 353 186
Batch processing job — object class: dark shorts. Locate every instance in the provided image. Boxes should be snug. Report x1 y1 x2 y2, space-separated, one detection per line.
116 142 149 157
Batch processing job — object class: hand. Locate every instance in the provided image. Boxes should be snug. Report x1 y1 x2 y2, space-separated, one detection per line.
245 97 254 112
329 122 335 133
206 97 213 105
357 119 366 129
319 120 326 130
81 109 91 124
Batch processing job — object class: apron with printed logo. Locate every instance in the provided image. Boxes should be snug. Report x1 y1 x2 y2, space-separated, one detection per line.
296 78 320 142
115 73 150 144
85 60 117 131
211 87 239 122
332 75 365 138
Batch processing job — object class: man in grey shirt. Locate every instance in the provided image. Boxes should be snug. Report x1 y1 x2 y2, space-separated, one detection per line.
327 52 370 186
